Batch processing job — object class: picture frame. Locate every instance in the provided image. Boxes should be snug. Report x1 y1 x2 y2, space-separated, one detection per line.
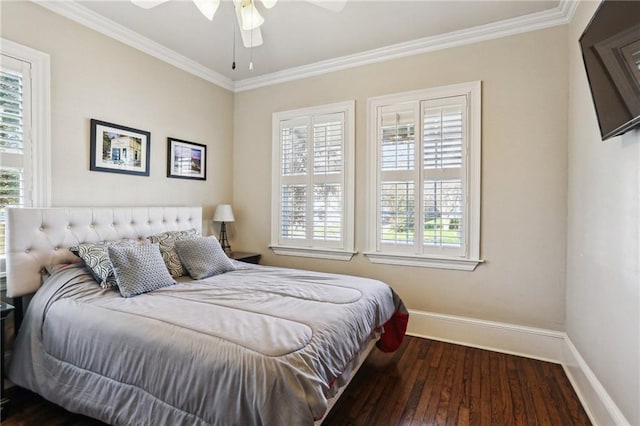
167 137 207 180
90 119 151 176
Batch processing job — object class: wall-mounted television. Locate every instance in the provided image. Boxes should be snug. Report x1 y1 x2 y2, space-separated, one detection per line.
580 0 640 141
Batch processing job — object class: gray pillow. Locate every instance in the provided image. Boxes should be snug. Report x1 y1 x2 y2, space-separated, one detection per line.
148 229 200 278
108 243 176 298
174 236 236 280
69 239 138 289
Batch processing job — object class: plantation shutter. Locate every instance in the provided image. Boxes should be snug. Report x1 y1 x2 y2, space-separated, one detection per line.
368 82 480 269
378 105 418 249
375 96 468 256
277 112 346 248
1 55 32 262
280 118 308 240
422 96 466 255
312 113 344 243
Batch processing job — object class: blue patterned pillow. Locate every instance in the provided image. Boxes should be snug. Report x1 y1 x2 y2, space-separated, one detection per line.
69 239 138 289
148 229 199 278
108 243 176 298
174 236 236 280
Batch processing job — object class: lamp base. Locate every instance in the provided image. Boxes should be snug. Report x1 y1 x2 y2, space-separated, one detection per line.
219 221 231 254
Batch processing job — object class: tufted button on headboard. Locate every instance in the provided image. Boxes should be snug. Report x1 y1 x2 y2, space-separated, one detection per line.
5 206 202 297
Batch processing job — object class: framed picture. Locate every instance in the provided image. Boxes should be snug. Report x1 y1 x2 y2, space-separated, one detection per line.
90 119 150 176
167 138 207 180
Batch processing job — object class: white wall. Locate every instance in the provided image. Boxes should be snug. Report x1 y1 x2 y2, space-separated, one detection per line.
566 2 640 425
1 1 235 230
233 26 570 332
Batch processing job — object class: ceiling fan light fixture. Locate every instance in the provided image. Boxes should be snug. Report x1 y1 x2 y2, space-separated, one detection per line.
193 0 220 20
261 0 278 9
240 0 264 31
131 0 170 9
239 27 263 48
311 0 347 12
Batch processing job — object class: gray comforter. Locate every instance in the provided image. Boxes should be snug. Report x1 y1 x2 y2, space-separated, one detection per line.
9 263 402 425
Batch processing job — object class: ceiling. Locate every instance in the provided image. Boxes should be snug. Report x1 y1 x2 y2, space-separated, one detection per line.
41 0 569 90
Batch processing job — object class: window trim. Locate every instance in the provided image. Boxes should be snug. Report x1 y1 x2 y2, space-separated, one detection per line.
365 81 483 271
270 100 356 261
1 38 52 207
1 39 51 278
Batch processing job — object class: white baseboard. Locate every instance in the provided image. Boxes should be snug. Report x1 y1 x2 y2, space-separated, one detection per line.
406 309 629 425
562 336 630 426
406 309 565 362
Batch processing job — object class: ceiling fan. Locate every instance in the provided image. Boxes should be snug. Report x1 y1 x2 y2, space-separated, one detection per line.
130 0 347 49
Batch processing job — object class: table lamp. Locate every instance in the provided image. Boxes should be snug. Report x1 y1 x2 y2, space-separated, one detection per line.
213 204 235 254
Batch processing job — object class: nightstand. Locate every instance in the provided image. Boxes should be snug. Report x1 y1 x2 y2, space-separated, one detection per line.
1 301 14 419
229 252 261 264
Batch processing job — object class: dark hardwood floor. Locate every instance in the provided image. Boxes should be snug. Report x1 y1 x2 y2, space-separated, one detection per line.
323 337 590 425
2 336 590 425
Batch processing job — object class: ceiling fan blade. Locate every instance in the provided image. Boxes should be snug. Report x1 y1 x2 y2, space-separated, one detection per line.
234 0 263 47
305 0 347 13
130 0 170 9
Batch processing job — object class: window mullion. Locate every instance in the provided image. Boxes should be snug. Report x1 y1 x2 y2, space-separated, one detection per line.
314 174 341 184
375 110 383 252
415 101 424 254
461 94 470 256
277 121 285 244
306 119 314 246
379 170 415 181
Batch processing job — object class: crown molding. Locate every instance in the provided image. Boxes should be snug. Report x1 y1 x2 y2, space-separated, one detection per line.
33 0 235 91
32 0 577 93
234 0 577 91
560 0 582 23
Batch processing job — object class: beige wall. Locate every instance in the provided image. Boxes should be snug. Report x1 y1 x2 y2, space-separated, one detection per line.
233 26 569 330
6 1 637 421
566 2 640 424
1 1 235 232
4 0 639 419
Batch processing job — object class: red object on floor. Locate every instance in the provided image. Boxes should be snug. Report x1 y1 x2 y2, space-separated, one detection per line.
376 290 409 353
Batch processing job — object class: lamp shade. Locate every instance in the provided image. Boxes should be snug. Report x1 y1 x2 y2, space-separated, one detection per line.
213 204 235 222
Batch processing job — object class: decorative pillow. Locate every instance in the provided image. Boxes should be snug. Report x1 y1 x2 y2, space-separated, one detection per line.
69 239 138 289
174 236 236 280
108 243 176 298
148 229 200 278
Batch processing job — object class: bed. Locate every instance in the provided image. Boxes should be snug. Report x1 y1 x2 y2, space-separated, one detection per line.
5 206 408 425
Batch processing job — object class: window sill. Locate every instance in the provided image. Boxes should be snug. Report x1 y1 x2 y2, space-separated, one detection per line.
363 252 483 271
269 245 356 261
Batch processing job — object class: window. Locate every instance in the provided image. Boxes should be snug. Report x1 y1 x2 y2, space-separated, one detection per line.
1 40 51 275
271 101 355 260
366 82 482 271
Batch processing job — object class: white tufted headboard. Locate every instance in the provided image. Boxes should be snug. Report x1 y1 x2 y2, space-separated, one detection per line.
6 206 202 298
